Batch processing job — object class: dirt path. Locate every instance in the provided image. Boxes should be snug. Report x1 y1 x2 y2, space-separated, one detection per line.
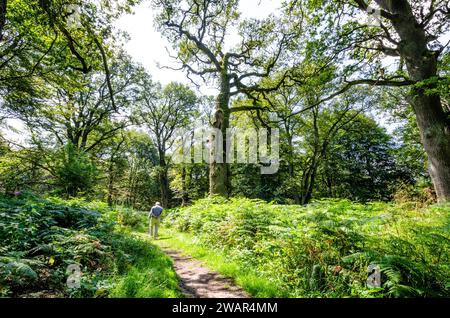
162 248 249 298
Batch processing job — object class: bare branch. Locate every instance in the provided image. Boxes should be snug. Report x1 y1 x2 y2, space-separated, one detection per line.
165 21 222 70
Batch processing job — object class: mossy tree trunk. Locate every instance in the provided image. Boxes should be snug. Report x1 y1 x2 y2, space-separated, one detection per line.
209 73 231 197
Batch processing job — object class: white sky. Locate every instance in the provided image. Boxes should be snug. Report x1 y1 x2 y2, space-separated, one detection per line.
114 0 279 93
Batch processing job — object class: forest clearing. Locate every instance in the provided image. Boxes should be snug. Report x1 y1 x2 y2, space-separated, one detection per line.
1 0 450 305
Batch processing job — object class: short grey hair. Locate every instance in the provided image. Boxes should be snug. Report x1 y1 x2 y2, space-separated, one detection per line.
155 202 161 206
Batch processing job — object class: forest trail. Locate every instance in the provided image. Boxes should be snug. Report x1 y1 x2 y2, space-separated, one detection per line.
158 246 249 298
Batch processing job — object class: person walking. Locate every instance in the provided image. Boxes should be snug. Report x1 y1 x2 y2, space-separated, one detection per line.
148 201 163 239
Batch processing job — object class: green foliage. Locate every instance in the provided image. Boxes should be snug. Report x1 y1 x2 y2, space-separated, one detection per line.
322 114 412 202
109 234 182 298
0 194 180 297
164 197 450 297
117 209 147 230
0 149 42 194
1 0 450 300
80 130 161 209
393 178 436 206
393 112 429 182
54 143 98 197
0 194 109 297
1 0 137 112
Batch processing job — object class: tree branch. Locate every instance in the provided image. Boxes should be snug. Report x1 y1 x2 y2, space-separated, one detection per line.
229 105 270 113
286 76 415 119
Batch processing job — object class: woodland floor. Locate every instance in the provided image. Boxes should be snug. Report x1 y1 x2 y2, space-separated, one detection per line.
156 243 249 298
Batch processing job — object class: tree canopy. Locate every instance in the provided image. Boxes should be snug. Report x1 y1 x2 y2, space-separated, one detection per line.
1 0 449 204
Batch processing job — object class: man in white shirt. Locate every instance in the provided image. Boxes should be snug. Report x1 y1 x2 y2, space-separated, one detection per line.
148 202 163 239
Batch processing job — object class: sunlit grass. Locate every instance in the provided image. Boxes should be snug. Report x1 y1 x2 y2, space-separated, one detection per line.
151 229 287 298
108 233 183 298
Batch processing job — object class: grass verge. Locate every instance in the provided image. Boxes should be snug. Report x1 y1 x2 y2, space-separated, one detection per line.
108 233 183 298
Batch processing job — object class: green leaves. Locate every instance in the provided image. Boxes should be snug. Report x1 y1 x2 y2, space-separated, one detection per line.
164 197 450 297
0 194 162 297
0 259 39 287
54 143 98 197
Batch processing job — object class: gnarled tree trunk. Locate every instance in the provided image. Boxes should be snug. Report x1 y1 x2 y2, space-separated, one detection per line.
209 74 231 197
411 93 450 202
376 0 450 202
